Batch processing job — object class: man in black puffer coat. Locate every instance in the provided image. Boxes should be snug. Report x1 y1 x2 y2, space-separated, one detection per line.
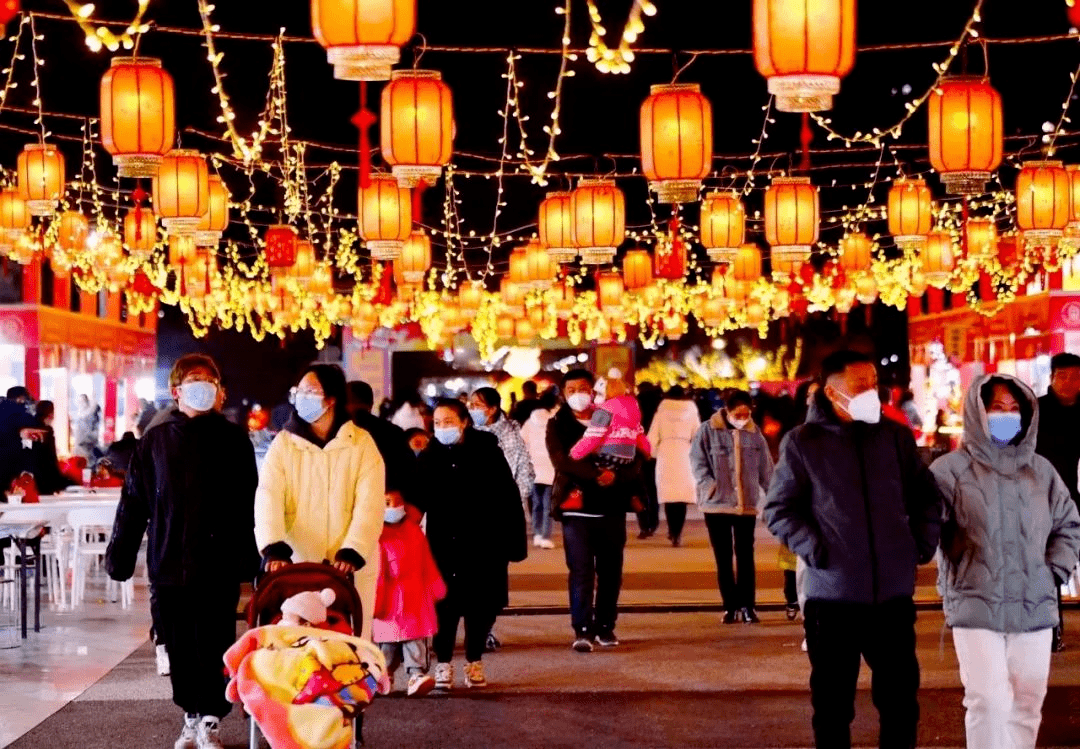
764 350 944 749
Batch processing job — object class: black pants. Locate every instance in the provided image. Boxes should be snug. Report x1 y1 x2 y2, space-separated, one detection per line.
150 586 164 645
432 590 496 663
664 503 688 541
783 569 798 607
637 460 659 533
153 582 240 719
804 597 920 749
562 514 626 638
704 514 757 612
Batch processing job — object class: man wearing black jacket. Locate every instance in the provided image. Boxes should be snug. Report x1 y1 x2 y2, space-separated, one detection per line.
764 350 944 749
347 380 416 504
106 354 258 749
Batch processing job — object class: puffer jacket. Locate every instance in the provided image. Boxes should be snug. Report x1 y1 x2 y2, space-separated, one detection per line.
930 374 1080 633
764 391 944 604
690 410 774 515
521 407 555 485
647 398 701 504
477 412 535 506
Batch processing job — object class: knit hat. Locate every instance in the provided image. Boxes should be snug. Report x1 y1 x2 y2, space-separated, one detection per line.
280 588 336 626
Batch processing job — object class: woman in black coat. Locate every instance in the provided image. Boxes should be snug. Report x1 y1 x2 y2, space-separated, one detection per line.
414 398 527 692
25 401 74 495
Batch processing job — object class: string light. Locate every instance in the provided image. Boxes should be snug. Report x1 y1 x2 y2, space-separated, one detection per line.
584 0 656 74
60 0 150 53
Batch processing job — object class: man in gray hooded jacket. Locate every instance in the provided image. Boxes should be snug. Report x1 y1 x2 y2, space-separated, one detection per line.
764 349 945 749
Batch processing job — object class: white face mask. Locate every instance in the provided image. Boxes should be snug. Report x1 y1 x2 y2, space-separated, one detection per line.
566 393 593 413
730 417 750 430
838 388 881 424
179 381 217 413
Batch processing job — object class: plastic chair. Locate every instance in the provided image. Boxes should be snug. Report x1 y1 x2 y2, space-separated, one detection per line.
67 506 133 608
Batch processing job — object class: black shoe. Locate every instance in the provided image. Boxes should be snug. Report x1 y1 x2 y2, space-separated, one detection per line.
637 529 655 540
786 604 800 622
670 536 681 548
485 632 501 653
572 636 594 653
1053 630 1066 653
742 608 760 624
723 610 741 625
595 631 619 648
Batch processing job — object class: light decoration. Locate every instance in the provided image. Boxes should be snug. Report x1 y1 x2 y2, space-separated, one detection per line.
752 0 856 112
0 188 29 245
57 210 88 252
964 217 997 261
500 277 525 315
17 143 65 216
195 174 229 249
458 281 484 320
310 0 416 81
397 229 431 284
887 177 933 253
1067 164 1080 240
99 57 175 178
525 239 556 290
928 76 1003 195
381 69 454 187
571 178 625 265
623 248 653 290
293 239 316 280
358 173 411 261
639 83 712 203
922 230 955 288
1015 160 1069 248
124 207 157 260
701 191 745 264
514 317 536 346
63 0 151 53
538 192 575 263
764 176 818 280
597 270 625 314
153 149 210 236
584 0 656 75
508 246 530 286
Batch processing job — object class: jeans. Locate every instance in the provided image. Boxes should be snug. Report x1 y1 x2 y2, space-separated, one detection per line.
531 484 553 540
432 591 496 663
804 597 921 749
664 503 688 541
783 569 798 607
561 514 626 638
952 627 1052 749
704 513 757 612
380 638 430 676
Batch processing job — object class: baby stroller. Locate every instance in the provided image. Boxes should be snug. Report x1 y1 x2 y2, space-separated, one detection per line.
245 562 368 748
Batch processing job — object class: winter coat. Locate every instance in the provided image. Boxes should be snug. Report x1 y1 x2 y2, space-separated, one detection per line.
0 398 36 491
930 374 1080 633
353 410 416 501
570 394 651 464
1036 389 1080 506
763 392 944 605
547 405 646 519
255 418 386 637
690 410 774 515
647 398 701 504
476 412 535 506
373 505 447 643
24 424 75 496
105 409 259 586
521 407 556 486
413 428 527 615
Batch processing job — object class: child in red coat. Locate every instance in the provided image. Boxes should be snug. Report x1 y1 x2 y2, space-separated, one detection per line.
373 496 446 697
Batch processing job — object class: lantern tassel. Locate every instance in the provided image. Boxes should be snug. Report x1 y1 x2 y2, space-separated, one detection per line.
799 113 813 173
353 81 378 190
412 179 427 220
132 183 147 242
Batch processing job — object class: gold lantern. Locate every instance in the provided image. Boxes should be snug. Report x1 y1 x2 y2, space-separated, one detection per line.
764 176 819 279
57 211 89 253
398 229 431 284
922 231 955 288
888 177 933 253
639 83 713 203
501 278 525 314
18 143 66 216
309 261 334 297
514 318 536 346
965 218 997 261
597 270 625 314
839 232 873 276
99 57 175 178
834 284 857 314
701 191 745 264
381 70 453 187
928 76 1003 195
458 281 483 320
195 175 229 249
622 248 653 290
571 179 625 265
496 315 515 340
0 189 29 246
293 240 317 281
553 278 575 319
508 246 530 287
168 233 198 268
745 302 766 329
124 207 158 260
358 173 411 261
539 191 575 263
153 149 210 236
733 244 763 283
1016 160 1070 247
753 0 857 112
855 276 878 305
525 239 556 290
311 0 416 81
701 295 731 329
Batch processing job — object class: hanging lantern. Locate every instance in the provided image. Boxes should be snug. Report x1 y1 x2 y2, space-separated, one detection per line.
1016 160 1070 247
701 191 745 264
733 244 763 283
358 173 411 260
508 246 530 287
525 239 556 290
496 315 515 339
99 57 175 178
293 240 317 281
167 233 198 267
514 318 536 346
539 191 575 263
571 179 625 265
352 301 379 339
701 295 731 329
195 175 229 248
639 83 713 204
398 229 431 284
622 248 653 290
309 261 334 297
888 177 933 253
745 302 767 329
764 176 819 278
965 218 997 261
597 270 625 314
753 0 856 112
311 0 416 81
922 231 955 288
17 143 65 216
153 149 209 236
124 207 158 260
839 232 873 276
910 271 929 297
654 229 688 280
458 281 483 319
0 188 30 243
265 224 299 272
1067 164 1080 236
855 276 878 305
381 70 453 187
553 278 575 319
928 76 1003 195
501 278 525 313
57 211 89 253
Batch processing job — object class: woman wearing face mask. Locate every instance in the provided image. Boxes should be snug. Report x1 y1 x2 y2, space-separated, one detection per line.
930 375 1080 749
413 399 527 692
468 387 535 519
255 364 386 639
646 385 701 547
690 389 774 624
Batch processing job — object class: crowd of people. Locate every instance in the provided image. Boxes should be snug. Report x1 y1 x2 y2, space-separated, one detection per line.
3 347 1079 749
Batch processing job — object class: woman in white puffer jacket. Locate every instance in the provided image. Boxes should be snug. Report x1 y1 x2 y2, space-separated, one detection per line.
520 389 559 548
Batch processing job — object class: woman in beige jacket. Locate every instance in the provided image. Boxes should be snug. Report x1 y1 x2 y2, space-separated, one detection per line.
255 364 386 637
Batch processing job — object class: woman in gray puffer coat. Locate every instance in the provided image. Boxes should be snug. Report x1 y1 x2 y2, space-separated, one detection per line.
930 374 1080 749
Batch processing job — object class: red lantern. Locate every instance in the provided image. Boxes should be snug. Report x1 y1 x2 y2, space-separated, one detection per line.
0 1 19 27
654 222 687 280
265 225 299 271
1069 0 1080 27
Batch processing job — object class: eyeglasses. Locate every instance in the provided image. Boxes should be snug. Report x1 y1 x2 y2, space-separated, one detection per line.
181 376 219 386
289 386 325 404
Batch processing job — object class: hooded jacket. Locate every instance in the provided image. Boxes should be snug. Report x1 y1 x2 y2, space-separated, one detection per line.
763 391 944 604
1036 389 1080 506
646 398 701 504
690 410 774 515
373 504 447 643
521 407 556 486
930 374 1080 633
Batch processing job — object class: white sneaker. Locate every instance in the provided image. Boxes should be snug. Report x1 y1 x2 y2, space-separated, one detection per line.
537 537 555 549
156 644 171 676
464 660 487 688
801 638 808 652
434 662 453 691
407 673 436 696
533 534 542 547
196 716 224 749
174 714 198 749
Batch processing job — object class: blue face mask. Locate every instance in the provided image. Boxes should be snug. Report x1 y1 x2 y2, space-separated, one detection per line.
179 381 217 413
294 393 328 424
384 506 407 524
434 427 462 446
987 411 1022 445
468 409 488 427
